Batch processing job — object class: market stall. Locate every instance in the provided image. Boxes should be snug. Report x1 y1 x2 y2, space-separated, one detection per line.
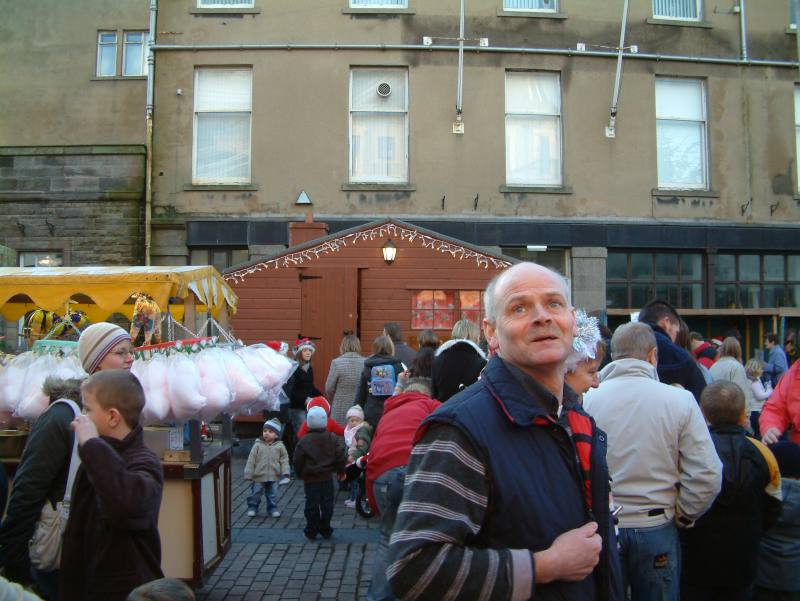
0 266 250 585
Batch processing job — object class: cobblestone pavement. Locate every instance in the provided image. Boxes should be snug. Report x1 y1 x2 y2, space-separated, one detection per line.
195 441 380 601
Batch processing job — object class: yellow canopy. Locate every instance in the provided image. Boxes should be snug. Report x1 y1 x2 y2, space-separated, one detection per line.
0 266 237 322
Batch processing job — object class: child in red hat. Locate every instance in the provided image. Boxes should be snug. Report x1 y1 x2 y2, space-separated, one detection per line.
296 396 345 439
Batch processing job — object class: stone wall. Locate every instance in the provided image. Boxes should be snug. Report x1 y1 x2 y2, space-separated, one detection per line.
0 148 145 265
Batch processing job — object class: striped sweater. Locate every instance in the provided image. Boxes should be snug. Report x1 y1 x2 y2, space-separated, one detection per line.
386 424 532 601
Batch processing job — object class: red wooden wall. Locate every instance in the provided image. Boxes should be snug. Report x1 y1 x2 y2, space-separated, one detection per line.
227 226 507 391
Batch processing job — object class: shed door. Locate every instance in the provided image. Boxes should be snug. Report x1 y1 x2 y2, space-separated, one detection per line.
299 267 358 392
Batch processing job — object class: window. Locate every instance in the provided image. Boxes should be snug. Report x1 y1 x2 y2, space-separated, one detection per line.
505 71 562 186
714 254 800 309
655 78 707 189
190 248 249 273
791 0 797 29
349 68 408 183
350 0 407 6
606 252 704 309
198 0 254 7
19 252 63 268
411 290 485 330
193 68 252 184
503 0 557 11
123 32 147 76
96 32 117 77
795 86 800 190
653 0 701 20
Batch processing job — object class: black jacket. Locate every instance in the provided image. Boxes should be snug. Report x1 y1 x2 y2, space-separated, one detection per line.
355 354 404 428
681 425 782 590
645 323 706 402
284 363 321 410
60 426 164 601
294 430 346 484
431 339 487 403
0 379 82 583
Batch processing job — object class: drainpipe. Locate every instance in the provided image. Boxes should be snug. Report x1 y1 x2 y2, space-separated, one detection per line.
605 0 630 138
144 0 157 266
455 0 465 122
795 0 800 77
738 0 749 62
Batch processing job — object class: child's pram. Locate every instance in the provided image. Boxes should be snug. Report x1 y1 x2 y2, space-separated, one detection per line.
344 461 373 519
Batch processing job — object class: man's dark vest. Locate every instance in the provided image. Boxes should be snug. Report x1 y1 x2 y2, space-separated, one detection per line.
419 355 620 601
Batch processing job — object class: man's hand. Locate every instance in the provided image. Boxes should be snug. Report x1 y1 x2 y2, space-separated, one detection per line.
534 522 602 584
762 427 782 445
71 415 99 446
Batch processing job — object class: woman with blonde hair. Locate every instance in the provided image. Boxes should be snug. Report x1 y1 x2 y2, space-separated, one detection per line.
325 333 366 426
710 337 757 427
745 358 772 438
431 319 487 403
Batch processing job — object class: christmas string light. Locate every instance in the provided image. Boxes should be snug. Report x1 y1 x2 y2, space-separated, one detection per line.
224 222 512 284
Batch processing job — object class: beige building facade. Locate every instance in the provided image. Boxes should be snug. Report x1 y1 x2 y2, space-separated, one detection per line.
3 0 800 347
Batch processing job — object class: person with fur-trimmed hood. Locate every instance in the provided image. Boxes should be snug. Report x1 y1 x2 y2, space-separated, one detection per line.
431 319 487 402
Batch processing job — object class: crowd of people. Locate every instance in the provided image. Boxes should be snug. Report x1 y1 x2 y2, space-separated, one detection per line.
1 260 800 600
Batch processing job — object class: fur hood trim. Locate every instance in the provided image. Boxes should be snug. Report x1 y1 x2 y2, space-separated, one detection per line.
435 338 486 359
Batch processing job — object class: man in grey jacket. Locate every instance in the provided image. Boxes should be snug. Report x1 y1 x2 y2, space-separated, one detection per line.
584 321 722 601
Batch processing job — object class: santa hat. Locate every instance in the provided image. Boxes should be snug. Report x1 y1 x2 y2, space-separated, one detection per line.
710 336 723 348
262 418 282 435
346 405 364 421
293 338 316 356
306 396 331 415
266 340 290 356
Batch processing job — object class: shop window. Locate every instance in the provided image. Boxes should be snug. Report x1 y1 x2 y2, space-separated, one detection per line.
714 254 800 309
411 290 485 330
190 248 249 274
606 251 704 309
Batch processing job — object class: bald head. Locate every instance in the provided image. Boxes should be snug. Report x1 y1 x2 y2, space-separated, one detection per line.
484 262 571 325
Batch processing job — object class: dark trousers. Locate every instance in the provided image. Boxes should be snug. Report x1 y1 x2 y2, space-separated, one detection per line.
682 583 753 601
304 479 334 538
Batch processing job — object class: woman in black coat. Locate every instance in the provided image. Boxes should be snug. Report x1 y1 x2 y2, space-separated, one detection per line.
432 319 487 402
355 335 404 429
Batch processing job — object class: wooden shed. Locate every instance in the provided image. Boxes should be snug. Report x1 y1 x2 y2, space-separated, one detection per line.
224 217 515 390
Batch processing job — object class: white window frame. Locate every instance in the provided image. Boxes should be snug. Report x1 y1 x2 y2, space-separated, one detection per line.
122 31 147 77
348 68 409 184
502 0 558 12
96 31 118 77
197 0 254 7
655 77 708 190
192 68 253 185
795 86 800 192
349 0 408 7
652 0 702 21
504 71 563 187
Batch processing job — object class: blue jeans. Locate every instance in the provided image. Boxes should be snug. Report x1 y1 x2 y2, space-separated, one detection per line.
618 521 680 601
367 466 406 601
247 481 278 513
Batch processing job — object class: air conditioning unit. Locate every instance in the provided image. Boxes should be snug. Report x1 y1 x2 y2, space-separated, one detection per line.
377 82 392 97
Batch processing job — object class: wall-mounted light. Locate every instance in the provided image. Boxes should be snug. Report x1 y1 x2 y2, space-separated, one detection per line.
526 244 548 252
382 238 397 265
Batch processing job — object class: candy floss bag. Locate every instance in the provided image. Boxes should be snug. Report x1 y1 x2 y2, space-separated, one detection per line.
167 352 208 421
16 353 59 420
0 352 37 414
132 354 171 423
195 347 234 420
217 350 263 412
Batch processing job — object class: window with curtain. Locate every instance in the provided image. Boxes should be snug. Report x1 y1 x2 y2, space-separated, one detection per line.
503 0 557 11
193 68 252 184
350 0 408 6
411 290 484 330
198 0 254 7
505 71 562 186
96 32 117 77
655 78 707 189
653 0 701 20
122 32 147 76
349 68 409 183
795 86 800 191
